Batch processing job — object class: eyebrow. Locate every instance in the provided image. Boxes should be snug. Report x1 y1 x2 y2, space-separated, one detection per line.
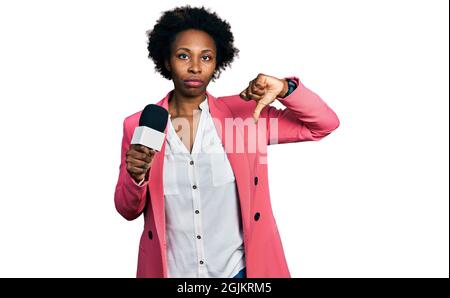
176 47 214 53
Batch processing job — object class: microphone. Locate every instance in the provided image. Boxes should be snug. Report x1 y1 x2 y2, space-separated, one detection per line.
130 104 169 151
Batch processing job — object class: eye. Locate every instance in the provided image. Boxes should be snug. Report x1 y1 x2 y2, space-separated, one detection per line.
177 53 188 60
202 56 212 61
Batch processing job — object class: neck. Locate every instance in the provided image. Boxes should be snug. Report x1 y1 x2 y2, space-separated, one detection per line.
169 89 207 117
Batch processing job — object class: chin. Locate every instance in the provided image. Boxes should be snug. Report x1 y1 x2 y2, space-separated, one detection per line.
184 86 206 95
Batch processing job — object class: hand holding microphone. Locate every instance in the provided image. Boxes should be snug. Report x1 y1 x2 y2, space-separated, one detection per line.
126 145 156 183
126 104 169 184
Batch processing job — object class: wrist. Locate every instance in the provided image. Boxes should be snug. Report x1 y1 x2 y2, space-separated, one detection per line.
277 79 289 98
131 173 145 184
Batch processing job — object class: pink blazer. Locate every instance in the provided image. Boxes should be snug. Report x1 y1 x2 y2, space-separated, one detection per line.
114 76 340 278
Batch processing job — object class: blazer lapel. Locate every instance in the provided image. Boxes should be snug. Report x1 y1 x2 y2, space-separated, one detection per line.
148 91 171 276
206 91 252 239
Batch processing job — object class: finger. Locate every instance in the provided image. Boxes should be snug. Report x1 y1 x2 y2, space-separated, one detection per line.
128 158 150 171
254 75 267 89
251 84 266 96
246 85 263 100
240 89 250 101
248 93 262 100
130 145 156 156
240 79 257 101
128 150 153 163
131 154 153 165
252 76 265 88
240 77 266 101
250 78 264 94
145 149 156 159
253 101 266 123
127 156 151 169
127 150 152 162
127 165 147 175
134 144 151 155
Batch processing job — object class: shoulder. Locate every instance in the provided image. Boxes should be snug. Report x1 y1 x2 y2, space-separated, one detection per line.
123 110 141 130
122 96 166 129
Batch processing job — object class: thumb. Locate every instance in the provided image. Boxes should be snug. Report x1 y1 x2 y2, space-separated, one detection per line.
253 101 266 123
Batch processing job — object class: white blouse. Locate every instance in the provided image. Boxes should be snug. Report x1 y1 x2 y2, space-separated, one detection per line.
163 96 245 278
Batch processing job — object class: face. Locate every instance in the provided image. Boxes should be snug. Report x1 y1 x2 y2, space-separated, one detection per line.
165 29 217 97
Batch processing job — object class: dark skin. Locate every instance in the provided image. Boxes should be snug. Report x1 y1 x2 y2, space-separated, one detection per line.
126 29 289 183
165 29 217 154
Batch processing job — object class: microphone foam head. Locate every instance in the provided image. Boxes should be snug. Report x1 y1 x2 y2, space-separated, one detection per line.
139 104 169 132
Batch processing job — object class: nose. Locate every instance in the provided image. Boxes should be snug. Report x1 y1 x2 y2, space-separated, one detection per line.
188 58 201 74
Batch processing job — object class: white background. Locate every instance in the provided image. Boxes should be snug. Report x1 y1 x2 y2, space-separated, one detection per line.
0 0 448 277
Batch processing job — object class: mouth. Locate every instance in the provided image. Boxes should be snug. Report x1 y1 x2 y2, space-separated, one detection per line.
183 80 204 88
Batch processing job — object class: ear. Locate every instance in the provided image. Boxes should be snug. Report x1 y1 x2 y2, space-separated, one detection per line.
164 59 171 72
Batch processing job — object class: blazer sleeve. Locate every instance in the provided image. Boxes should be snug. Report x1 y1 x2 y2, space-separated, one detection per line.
262 76 340 145
114 117 149 220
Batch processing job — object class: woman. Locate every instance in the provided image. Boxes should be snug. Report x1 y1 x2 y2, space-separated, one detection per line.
114 5 339 278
